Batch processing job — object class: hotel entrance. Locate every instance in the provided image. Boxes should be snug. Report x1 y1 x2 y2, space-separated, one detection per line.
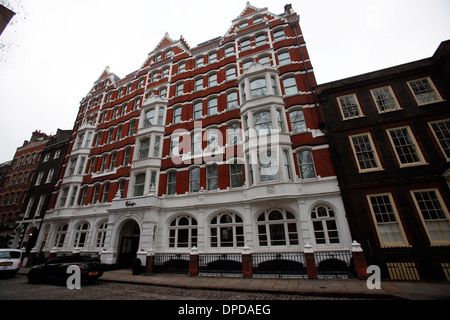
117 219 140 268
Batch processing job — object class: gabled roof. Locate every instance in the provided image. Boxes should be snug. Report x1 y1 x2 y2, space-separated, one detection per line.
94 66 120 84
153 32 175 52
224 2 271 38
96 66 111 82
236 1 260 19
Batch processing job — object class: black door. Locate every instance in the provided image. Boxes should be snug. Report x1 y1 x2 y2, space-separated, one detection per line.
118 237 139 268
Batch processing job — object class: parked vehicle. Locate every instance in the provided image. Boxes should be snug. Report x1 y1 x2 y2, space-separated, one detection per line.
27 255 103 285
0 249 22 278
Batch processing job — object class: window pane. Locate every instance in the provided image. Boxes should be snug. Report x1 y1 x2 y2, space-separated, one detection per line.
431 120 450 158
250 79 267 98
338 95 361 119
206 165 218 190
254 111 272 135
372 87 398 112
269 224 286 246
351 135 379 170
409 78 439 104
283 77 297 96
388 128 421 164
190 168 200 192
290 110 306 133
297 150 316 179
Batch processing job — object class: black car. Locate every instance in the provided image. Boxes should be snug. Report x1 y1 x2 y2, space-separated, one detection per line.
27 255 103 285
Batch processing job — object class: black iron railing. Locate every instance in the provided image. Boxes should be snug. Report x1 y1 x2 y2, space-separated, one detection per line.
314 250 357 279
252 252 307 278
153 253 190 274
198 253 242 277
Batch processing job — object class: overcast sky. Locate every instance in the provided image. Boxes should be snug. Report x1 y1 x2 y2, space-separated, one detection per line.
0 0 449 163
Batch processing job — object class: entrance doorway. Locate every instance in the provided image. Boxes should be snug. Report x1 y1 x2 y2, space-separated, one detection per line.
23 227 39 253
117 220 140 268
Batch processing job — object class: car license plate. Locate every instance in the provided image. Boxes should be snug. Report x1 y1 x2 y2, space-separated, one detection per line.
89 271 98 276
0 262 12 266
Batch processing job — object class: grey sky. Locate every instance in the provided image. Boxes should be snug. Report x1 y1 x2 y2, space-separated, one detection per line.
0 0 449 163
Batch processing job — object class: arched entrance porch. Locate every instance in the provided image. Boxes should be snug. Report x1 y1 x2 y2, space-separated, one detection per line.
117 219 141 269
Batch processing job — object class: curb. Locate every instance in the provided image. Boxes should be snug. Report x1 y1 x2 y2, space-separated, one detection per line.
97 274 401 300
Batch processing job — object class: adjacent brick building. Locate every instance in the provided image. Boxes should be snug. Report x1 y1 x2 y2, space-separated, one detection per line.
0 130 50 247
316 40 450 280
11 129 72 256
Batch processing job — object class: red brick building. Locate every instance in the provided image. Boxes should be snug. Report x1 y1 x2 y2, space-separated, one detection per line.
0 131 50 247
35 4 354 276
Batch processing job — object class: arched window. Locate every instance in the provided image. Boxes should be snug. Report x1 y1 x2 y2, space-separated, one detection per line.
54 224 68 248
210 213 244 247
311 205 340 245
73 222 89 248
96 222 108 248
169 216 198 248
257 209 299 246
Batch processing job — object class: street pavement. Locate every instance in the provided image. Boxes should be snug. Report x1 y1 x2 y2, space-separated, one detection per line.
17 267 450 300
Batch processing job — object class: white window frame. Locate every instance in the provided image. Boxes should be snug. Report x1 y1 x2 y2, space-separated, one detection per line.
256 209 299 247
410 189 450 245
210 212 245 248
337 94 364 120
370 86 402 113
428 119 450 161
349 133 383 173
407 77 443 106
387 126 427 168
311 205 341 246
367 193 409 247
168 215 197 248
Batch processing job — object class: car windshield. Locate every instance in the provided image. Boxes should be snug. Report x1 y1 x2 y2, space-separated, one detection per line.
0 251 20 259
49 256 92 263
